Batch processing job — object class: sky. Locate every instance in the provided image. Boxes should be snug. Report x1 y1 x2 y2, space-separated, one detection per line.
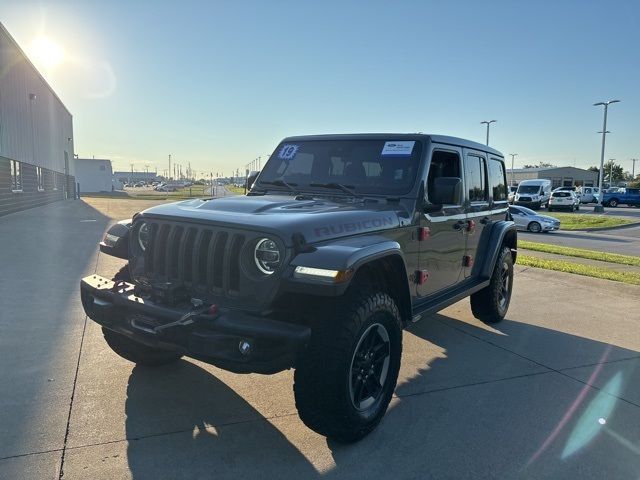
2 0 639 177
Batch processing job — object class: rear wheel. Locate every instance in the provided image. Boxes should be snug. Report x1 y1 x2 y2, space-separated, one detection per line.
528 221 541 233
609 199 618 207
471 246 514 324
294 291 402 443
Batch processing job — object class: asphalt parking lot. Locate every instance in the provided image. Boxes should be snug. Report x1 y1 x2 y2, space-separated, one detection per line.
1 198 640 479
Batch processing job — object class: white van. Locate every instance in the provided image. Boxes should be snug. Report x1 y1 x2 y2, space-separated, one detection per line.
515 179 552 210
576 186 600 203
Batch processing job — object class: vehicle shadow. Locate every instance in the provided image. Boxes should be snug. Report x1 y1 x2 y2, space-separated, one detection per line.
325 313 640 479
122 311 640 479
124 360 320 479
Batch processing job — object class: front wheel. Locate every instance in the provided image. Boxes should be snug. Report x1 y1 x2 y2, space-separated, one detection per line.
294 292 402 443
528 221 542 233
470 246 514 324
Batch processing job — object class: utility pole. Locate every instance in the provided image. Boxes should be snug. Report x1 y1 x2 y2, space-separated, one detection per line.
509 153 518 186
593 100 620 212
168 154 171 180
609 159 615 187
632 159 637 179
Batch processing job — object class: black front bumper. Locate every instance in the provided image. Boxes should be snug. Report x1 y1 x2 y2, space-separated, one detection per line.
80 275 310 374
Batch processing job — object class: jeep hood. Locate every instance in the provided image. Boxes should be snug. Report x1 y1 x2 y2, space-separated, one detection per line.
138 195 411 246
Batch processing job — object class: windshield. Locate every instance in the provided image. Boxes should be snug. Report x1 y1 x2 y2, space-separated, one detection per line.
518 185 541 194
257 139 422 195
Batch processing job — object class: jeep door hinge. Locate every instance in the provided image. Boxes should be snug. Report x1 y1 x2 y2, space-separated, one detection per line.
414 270 429 285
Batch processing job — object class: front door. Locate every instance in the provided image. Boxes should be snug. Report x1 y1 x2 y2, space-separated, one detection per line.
418 147 466 297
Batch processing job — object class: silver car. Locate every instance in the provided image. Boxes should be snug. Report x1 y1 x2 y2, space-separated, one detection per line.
509 205 560 233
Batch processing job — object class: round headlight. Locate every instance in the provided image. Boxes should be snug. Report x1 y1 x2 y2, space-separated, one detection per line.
254 238 281 275
138 222 150 251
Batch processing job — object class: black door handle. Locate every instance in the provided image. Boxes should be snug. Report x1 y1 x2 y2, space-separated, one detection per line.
480 216 490 225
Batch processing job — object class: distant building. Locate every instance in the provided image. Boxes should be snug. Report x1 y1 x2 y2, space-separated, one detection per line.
508 166 598 188
113 171 158 183
0 22 75 216
74 158 115 193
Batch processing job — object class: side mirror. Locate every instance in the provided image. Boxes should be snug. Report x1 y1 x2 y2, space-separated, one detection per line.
423 202 443 213
428 177 462 206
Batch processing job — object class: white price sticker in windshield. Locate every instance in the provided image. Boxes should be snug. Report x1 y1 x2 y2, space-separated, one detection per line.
277 144 300 160
381 141 415 156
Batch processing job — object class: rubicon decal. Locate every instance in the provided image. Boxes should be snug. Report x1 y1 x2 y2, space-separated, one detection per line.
314 217 395 237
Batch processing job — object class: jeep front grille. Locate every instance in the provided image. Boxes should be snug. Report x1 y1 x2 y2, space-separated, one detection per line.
143 222 245 296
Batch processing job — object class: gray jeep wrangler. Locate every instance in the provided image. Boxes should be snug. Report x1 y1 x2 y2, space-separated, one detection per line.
80 134 516 442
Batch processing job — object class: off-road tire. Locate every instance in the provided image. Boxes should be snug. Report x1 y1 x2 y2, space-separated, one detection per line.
102 327 183 366
293 291 402 443
470 246 514 324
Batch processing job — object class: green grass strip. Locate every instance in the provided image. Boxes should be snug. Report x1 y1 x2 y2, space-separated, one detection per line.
544 212 635 230
518 254 640 285
519 241 640 267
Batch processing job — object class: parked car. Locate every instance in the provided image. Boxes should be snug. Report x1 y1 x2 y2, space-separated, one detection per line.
82 133 517 443
508 186 517 204
548 190 580 212
514 179 552 210
602 187 640 208
576 186 600 203
509 205 560 232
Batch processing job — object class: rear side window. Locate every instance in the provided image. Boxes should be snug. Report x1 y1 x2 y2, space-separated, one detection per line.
465 155 487 202
488 158 507 201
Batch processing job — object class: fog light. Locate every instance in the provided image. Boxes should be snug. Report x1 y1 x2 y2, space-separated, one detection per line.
238 340 252 356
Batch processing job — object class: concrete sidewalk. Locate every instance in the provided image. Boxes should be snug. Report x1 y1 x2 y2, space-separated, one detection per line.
1 198 640 479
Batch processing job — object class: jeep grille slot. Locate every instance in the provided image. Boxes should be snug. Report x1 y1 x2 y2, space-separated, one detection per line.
140 221 251 300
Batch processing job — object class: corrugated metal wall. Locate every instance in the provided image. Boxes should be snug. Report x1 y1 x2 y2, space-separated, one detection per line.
0 22 76 216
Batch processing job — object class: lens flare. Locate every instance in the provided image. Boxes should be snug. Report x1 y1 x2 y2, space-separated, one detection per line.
29 36 65 70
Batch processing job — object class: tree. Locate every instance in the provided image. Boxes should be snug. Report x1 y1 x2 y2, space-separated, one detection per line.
522 162 556 169
603 160 625 185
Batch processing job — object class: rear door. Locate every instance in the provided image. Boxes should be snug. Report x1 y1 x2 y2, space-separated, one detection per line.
462 150 492 278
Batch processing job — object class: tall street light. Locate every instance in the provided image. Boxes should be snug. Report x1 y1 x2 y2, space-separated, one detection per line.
593 100 620 212
480 120 496 146
509 153 518 186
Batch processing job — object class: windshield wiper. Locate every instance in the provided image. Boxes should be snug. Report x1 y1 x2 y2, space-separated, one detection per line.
259 179 298 194
310 182 360 197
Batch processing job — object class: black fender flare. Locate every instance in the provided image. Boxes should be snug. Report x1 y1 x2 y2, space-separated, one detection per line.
283 237 411 298
99 219 132 259
474 220 517 278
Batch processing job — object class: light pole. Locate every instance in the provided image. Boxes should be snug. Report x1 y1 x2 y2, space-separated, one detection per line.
609 158 615 188
631 159 637 180
593 100 620 212
509 153 518 186
480 120 496 146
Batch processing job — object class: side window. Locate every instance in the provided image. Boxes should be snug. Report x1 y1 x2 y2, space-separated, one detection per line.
11 160 22 192
488 158 507 201
426 150 462 205
465 155 487 202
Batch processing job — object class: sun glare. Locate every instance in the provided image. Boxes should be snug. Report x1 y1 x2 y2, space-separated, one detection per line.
29 35 65 70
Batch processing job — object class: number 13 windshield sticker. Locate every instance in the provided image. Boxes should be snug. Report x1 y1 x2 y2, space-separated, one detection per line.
278 144 300 160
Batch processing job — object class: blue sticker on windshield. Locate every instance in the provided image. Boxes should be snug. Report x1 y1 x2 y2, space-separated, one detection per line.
278 144 300 160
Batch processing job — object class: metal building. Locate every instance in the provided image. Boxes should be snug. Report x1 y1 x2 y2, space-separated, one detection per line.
0 22 75 217
508 166 598 188
74 158 115 193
